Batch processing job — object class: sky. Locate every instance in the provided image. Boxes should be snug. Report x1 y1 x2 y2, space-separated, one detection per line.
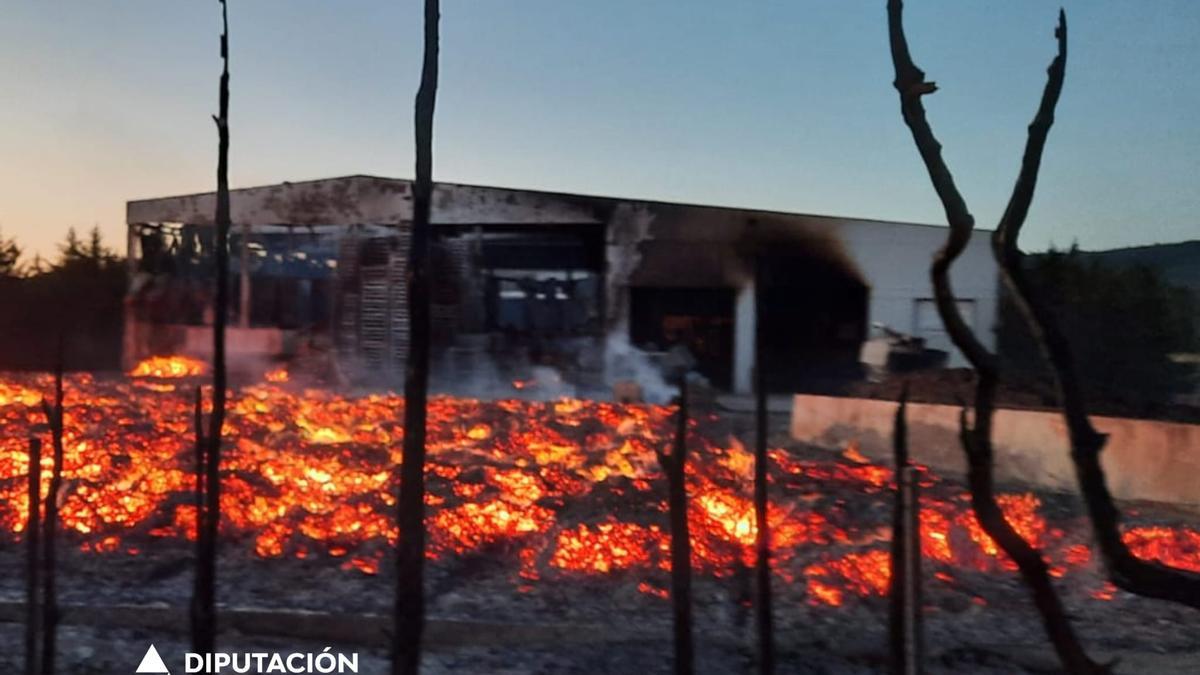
0 1 1198 260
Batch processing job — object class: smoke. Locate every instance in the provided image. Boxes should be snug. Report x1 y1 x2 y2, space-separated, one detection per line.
314 324 683 405
602 323 677 404
428 345 579 401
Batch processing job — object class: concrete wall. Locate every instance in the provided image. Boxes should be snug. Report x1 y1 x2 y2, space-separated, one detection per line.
790 393 1200 505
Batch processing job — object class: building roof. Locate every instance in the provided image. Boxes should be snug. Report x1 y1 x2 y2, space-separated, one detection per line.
128 173 964 232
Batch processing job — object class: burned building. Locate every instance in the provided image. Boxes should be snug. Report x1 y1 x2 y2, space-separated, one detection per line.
124 175 999 394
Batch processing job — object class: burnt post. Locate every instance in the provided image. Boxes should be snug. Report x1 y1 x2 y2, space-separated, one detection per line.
25 437 43 675
753 258 774 675
889 387 922 675
239 222 251 328
39 355 64 674
393 1 439 673
193 385 206 578
896 467 922 674
655 377 694 675
193 0 231 655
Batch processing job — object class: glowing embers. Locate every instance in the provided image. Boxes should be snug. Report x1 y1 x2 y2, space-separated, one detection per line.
550 521 667 574
0 368 1198 608
434 468 553 554
129 355 207 378
264 368 289 383
1122 525 1200 573
0 382 42 407
804 550 892 607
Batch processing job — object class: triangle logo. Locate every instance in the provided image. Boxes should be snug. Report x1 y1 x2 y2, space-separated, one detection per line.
136 644 171 674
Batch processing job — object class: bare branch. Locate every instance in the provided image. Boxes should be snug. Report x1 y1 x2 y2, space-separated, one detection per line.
40 351 65 674
753 262 774 675
992 11 1200 609
393 1 439 673
887 2 1104 671
655 379 694 675
25 437 42 675
193 0 231 655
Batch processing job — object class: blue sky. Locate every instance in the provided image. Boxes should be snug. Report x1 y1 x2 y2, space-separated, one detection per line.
1 1 1197 258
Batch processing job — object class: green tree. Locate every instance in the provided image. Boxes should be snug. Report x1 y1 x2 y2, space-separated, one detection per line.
998 245 1198 413
56 226 119 273
0 228 127 370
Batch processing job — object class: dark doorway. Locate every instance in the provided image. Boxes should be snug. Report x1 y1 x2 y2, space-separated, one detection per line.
630 287 734 389
757 252 868 391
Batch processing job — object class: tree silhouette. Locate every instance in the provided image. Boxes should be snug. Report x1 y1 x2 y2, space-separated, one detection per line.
0 229 21 277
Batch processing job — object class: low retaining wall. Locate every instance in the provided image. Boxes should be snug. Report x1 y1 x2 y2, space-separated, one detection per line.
790 394 1200 506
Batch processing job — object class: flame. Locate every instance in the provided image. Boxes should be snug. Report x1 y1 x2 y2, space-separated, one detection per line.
0 367 1196 606
129 355 207 378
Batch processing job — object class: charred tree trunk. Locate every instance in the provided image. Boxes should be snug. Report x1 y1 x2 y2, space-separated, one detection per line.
193 0 231 655
888 387 922 675
752 263 774 675
886 3 1103 672
192 384 206 624
194 385 206 530
393 1 439 673
655 378 694 675
38 356 64 675
25 437 42 675
888 388 907 671
988 20 1200 610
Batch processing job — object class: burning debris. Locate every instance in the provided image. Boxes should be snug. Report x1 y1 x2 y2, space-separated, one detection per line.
0 360 1197 613
127 355 207 379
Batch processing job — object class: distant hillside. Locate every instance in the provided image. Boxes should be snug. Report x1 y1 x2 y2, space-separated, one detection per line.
1074 240 1200 295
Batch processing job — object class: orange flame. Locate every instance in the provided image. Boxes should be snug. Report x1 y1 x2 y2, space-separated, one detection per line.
129 355 206 378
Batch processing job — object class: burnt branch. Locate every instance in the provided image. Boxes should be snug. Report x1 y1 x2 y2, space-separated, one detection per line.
991 12 1200 610
888 386 921 674
25 438 42 675
654 379 694 675
887 2 1104 672
393 1 439 673
752 263 774 675
192 383 206 634
193 0 230 656
38 351 64 674
194 385 206 528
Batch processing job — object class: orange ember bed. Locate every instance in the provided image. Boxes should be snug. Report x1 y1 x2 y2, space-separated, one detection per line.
1 358 1198 609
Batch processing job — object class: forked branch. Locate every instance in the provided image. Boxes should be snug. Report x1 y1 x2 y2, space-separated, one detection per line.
992 11 1200 609
887 2 1104 672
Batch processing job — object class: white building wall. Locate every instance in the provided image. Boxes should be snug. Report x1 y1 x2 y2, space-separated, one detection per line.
837 219 999 367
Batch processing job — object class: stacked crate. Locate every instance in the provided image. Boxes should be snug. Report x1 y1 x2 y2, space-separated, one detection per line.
334 226 412 381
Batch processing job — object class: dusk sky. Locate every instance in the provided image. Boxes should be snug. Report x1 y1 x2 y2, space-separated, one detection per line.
1 1 1197 260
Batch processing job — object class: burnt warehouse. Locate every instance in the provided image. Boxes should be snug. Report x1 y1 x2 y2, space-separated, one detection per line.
123 175 999 395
